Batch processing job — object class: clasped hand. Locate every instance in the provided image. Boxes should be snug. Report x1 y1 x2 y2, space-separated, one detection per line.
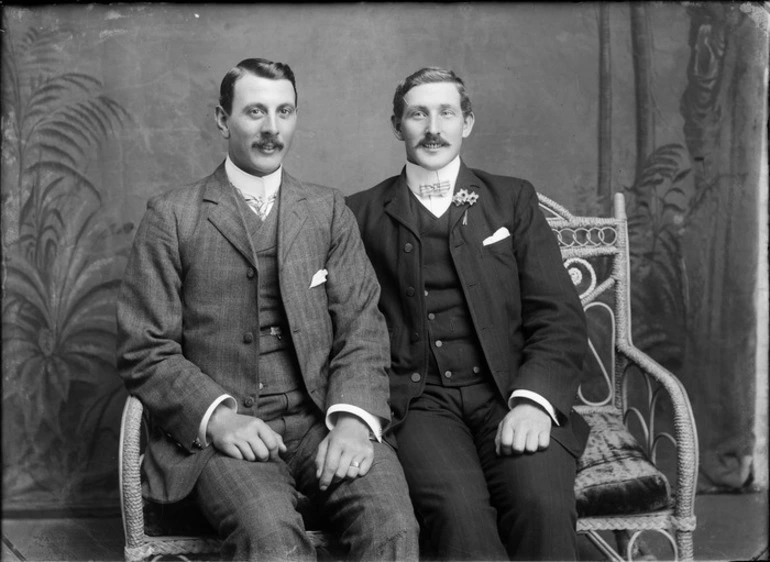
495 401 552 455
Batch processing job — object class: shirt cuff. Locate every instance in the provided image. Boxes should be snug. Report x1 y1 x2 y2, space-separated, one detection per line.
198 394 238 447
509 390 560 426
326 404 383 442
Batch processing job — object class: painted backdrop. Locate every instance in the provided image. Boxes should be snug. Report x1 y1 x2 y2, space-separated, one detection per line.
2 3 767 512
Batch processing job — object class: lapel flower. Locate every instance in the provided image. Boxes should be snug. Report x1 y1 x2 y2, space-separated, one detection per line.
452 188 479 225
452 188 479 207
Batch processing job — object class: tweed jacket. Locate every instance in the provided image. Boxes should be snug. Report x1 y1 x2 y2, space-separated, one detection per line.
347 162 589 456
117 163 391 503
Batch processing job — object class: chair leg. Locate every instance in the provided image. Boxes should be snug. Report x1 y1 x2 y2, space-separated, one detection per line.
677 530 694 561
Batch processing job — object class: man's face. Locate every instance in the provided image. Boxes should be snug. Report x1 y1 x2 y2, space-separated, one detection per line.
392 81 474 171
215 73 297 176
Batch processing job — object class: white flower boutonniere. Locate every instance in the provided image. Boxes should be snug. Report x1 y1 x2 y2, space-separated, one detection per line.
452 189 479 224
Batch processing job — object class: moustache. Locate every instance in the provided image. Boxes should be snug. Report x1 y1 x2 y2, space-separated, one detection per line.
419 135 450 147
253 136 284 151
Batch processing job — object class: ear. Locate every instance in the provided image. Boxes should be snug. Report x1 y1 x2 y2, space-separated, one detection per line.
215 106 230 139
461 111 475 138
391 115 404 141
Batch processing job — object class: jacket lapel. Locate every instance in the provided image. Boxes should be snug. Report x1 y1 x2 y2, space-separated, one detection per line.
383 169 421 238
449 162 485 247
277 170 309 267
204 163 257 269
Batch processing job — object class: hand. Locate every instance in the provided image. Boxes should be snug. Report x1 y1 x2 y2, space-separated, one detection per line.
495 401 552 455
206 404 287 461
315 413 374 491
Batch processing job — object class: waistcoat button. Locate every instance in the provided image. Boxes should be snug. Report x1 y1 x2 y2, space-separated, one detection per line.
247 268 255 279
243 332 254 344
404 243 413 253
444 371 453 379
410 372 421 383
243 396 255 408
435 340 443 348
406 287 415 297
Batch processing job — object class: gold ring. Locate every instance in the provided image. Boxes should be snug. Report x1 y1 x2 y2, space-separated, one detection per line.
351 461 361 468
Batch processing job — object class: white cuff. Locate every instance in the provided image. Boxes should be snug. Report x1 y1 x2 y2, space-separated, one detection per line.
326 404 383 442
198 394 238 447
509 390 560 426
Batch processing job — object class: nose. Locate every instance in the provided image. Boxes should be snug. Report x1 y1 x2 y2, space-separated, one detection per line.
263 112 279 134
427 114 439 134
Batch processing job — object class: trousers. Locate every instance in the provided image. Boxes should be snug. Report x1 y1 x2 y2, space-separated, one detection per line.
395 379 578 561
195 390 419 561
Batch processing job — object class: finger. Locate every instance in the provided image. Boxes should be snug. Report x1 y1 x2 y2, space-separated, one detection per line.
336 452 354 480
250 438 270 462
538 429 551 450
221 442 244 460
256 426 284 460
500 421 515 456
512 426 528 453
357 451 374 477
346 459 361 479
236 440 257 462
525 429 540 453
320 443 342 491
276 433 288 455
315 437 329 479
494 422 503 456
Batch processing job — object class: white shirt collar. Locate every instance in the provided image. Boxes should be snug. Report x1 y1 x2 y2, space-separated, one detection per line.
404 156 461 199
225 156 282 201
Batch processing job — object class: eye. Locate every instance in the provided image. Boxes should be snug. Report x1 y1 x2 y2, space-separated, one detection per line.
249 108 264 117
441 109 456 117
279 107 295 117
409 110 426 119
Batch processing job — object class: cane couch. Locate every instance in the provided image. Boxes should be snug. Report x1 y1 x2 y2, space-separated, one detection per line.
119 192 698 561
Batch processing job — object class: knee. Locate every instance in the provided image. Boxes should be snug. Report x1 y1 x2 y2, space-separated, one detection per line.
504 489 576 527
221 497 313 559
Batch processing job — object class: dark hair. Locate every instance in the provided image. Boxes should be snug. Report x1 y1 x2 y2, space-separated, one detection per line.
219 58 297 115
392 67 472 121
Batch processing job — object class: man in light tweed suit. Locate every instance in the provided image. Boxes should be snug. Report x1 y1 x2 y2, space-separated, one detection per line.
117 58 418 561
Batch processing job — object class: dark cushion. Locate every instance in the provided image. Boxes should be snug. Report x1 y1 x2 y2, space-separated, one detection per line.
575 410 672 517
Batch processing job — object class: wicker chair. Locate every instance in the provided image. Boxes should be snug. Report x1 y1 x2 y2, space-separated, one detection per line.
119 192 698 561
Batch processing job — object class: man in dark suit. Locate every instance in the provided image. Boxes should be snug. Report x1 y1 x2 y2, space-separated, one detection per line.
347 67 589 561
117 58 418 561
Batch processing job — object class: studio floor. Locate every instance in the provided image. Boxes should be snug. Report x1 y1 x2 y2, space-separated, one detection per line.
2 492 767 562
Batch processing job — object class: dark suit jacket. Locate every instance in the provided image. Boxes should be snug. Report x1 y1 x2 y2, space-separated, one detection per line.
347 162 589 456
117 163 391 503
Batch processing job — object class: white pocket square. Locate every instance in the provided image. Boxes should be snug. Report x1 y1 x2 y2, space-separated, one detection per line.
482 227 511 246
309 269 328 288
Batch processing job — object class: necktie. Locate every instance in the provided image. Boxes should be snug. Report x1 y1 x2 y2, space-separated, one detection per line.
237 188 276 221
418 180 451 197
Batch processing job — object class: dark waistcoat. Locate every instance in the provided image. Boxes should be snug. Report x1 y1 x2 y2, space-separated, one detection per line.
410 193 489 387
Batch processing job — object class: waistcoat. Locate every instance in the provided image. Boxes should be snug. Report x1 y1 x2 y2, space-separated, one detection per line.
410 193 489 387
239 193 304 396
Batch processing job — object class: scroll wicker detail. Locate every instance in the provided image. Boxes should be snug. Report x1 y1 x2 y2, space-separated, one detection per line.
119 192 697 561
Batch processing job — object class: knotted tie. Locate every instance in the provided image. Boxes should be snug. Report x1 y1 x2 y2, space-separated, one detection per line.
418 180 451 197
236 187 276 221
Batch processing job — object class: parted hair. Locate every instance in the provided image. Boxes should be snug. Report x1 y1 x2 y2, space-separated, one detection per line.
219 58 297 114
392 67 473 121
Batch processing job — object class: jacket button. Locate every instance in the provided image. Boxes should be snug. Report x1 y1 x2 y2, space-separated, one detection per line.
473 366 481 374
404 243 413 253
428 312 435 320
243 396 255 408
411 332 420 342
243 332 254 344
410 372 421 383
444 371 453 379
435 340 443 348
247 268 255 279
406 287 415 297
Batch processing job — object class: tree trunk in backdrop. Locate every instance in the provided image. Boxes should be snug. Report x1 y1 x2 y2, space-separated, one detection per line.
597 2 612 215
680 3 766 490
631 2 654 178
